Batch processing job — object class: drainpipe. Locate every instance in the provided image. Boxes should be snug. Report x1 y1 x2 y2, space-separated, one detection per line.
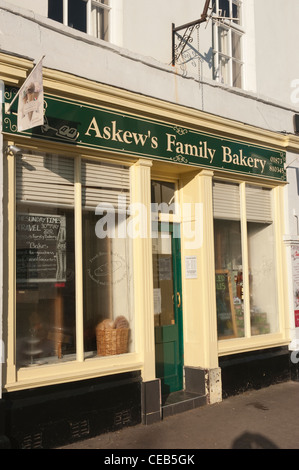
0 80 3 401
0 80 10 448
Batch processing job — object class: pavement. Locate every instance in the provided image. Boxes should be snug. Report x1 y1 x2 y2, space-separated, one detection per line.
58 380 299 450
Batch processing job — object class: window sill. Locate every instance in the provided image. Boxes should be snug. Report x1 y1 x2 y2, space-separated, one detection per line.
218 333 290 357
5 352 143 392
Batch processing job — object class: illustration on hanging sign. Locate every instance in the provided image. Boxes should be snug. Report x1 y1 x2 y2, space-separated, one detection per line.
3 86 286 182
16 58 45 132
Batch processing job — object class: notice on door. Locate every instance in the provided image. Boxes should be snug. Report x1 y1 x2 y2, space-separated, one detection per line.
154 288 162 314
16 213 66 283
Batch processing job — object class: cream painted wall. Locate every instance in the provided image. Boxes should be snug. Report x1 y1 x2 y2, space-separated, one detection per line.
0 0 298 368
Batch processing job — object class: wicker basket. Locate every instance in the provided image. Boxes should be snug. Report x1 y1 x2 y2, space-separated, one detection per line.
96 327 129 356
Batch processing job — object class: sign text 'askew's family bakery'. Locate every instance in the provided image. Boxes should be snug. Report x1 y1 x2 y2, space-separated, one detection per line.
3 87 286 181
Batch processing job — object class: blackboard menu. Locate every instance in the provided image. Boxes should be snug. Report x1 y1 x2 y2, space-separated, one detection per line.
16 213 66 283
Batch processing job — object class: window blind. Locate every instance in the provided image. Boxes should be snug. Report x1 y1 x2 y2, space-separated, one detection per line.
246 185 273 223
16 153 74 207
213 181 241 220
81 160 130 211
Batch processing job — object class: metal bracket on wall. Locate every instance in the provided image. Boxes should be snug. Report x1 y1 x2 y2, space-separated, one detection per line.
171 0 211 66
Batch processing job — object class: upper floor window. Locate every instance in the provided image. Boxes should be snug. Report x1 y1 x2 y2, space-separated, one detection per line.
48 0 110 41
212 0 244 88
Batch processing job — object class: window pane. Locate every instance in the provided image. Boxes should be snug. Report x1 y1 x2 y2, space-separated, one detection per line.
232 60 242 88
218 0 230 17
152 231 175 327
16 207 76 367
68 0 87 32
82 160 133 357
248 221 278 336
232 0 241 24
232 31 241 61
219 54 230 84
16 153 76 368
151 180 176 213
218 26 229 55
91 2 109 40
48 0 63 23
214 219 244 340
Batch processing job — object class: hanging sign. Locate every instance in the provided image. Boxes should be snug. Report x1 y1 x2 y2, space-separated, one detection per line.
3 86 286 181
17 57 44 132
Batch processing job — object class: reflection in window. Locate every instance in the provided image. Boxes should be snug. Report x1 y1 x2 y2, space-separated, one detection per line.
214 219 244 339
16 152 76 367
152 231 175 327
81 159 133 357
213 181 278 341
246 185 278 335
82 211 133 356
15 152 133 367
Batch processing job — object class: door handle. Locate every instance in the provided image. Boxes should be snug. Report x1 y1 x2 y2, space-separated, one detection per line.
177 292 181 308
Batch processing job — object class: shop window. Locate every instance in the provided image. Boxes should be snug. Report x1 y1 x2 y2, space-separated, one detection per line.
48 0 111 41
212 0 244 88
81 159 133 357
15 152 133 368
213 181 278 341
16 152 76 366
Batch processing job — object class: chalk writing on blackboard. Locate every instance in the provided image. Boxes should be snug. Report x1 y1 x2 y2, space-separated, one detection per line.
16 213 66 283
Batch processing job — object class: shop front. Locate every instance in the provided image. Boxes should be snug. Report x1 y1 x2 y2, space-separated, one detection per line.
0 55 291 447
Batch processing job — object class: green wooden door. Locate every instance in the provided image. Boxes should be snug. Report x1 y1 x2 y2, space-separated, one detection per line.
153 223 183 395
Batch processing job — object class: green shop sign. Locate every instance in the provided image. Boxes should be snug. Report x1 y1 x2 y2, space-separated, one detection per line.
3 86 286 181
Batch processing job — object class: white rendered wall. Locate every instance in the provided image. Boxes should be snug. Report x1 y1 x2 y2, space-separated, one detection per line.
0 0 296 135
254 0 299 110
122 0 213 78
3 0 48 16
3 0 299 111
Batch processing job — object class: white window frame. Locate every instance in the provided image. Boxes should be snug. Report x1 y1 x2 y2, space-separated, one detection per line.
212 0 245 88
60 0 111 41
86 0 111 40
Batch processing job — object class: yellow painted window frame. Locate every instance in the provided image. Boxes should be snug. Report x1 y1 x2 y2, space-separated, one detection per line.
4 141 143 392
215 176 290 356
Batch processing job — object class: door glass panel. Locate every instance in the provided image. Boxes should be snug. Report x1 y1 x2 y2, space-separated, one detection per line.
151 180 176 213
152 231 175 327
